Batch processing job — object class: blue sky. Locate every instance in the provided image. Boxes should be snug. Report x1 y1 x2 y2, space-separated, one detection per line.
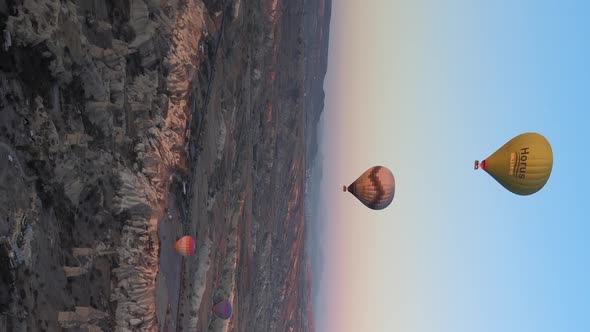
313 0 590 331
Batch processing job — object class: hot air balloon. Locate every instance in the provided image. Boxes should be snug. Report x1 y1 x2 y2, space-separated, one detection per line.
174 236 195 256
474 132 553 195
212 299 232 320
343 165 395 210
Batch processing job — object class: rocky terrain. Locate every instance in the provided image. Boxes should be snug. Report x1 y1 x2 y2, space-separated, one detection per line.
0 0 330 331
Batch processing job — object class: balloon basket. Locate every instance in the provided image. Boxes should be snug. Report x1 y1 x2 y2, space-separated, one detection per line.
474 160 479 170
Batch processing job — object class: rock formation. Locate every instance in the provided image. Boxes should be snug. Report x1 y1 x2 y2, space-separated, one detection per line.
0 0 203 330
63 266 89 278
58 306 109 330
0 0 330 331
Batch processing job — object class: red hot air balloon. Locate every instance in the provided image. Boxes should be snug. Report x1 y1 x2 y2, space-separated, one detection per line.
343 165 395 210
212 299 232 320
174 236 195 256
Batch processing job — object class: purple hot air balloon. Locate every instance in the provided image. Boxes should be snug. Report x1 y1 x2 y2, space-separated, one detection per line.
212 299 232 320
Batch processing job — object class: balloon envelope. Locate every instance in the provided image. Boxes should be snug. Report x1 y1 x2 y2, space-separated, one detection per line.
475 132 553 195
174 236 195 256
343 165 395 210
212 299 232 319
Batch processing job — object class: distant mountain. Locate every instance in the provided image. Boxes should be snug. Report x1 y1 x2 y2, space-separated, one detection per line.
303 0 332 330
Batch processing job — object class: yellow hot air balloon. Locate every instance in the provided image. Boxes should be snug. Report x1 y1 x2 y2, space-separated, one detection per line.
343 165 395 210
474 132 553 195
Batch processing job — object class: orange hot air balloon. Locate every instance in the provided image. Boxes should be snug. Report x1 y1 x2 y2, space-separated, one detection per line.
343 165 396 210
174 236 195 256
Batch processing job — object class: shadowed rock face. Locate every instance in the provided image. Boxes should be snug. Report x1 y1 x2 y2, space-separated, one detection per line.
0 0 183 330
0 0 330 330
